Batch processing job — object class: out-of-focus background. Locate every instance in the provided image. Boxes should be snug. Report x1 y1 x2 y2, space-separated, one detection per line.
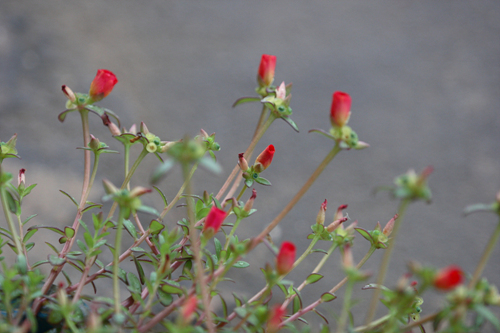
1 0 499 329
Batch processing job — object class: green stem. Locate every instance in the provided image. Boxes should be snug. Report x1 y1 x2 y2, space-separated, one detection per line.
159 163 198 220
224 217 242 252
0 185 23 257
354 314 391 332
124 144 131 190
365 199 410 325
293 234 320 269
107 149 148 221
113 207 126 316
251 144 341 248
468 217 500 288
182 162 215 333
338 279 354 333
236 186 247 202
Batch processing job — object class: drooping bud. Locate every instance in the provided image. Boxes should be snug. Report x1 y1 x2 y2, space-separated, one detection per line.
129 186 152 198
18 168 26 187
244 188 257 213
316 199 327 225
330 91 352 128
267 305 285 333
335 204 348 221
326 217 348 233
383 214 398 236
276 241 296 276
88 69 118 102
202 206 227 238
61 85 76 103
434 265 464 291
257 54 277 87
238 153 249 171
254 144 275 173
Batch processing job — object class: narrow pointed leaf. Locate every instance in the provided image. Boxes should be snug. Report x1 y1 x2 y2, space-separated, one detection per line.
59 190 78 206
281 116 299 132
232 96 261 108
320 292 337 302
306 273 324 285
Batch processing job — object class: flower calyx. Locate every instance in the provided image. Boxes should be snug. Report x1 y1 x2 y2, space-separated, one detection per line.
102 179 153 218
355 214 398 249
261 82 299 132
392 166 433 203
0 134 20 162
78 134 118 156
195 129 221 161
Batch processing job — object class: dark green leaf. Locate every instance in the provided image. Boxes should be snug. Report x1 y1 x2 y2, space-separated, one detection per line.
306 273 324 285
157 289 173 306
123 219 138 239
82 204 102 213
29 225 65 236
153 186 168 207
320 292 336 302
127 273 142 294
281 116 299 132
23 229 37 243
161 283 183 295
64 227 75 238
59 190 78 206
149 220 164 235
22 214 37 225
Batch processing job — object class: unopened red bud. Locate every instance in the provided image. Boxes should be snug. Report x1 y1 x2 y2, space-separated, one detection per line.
342 244 354 268
202 206 227 238
18 168 26 186
434 265 464 291
326 217 348 232
383 214 398 236
254 144 275 173
267 305 285 333
89 69 118 102
257 54 277 87
276 241 296 275
61 85 76 103
330 91 352 128
316 199 327 225
244 188 257 213
181 295 198 321
238 153 249 171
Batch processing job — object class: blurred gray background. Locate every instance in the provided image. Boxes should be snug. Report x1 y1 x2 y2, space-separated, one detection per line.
1 0 499 330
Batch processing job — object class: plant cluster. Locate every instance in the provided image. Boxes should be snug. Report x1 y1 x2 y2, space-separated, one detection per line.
1 57 500 333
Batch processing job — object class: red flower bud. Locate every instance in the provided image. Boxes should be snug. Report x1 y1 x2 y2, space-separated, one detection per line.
257 54 277 87
276 241 296 275
18 168 26 186
267 305 285 333
243 188 257 213
202 206 227 238
180 295 198 321
89 69 118 102
238 153 249 171
434 265 464 290
330 91 351 128
254 144 275 173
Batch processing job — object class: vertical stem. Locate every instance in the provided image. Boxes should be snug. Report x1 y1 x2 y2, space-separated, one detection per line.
252 144 341 248
365 199 410 325
0 185 23 255
79 110 91 207
113 207 126 316
337 280 354 333
124 145 131 190
468 218 500 288
182 162 215 333
224 217 243 252
293 235 320 269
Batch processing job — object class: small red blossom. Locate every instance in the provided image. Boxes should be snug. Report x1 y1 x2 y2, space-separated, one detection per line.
202 206 227 237
89 69 118 102
267 305 285 333
254 144 275 173
330 91 352 128
276 241 296 275
434 265 464 290
257 54 277 87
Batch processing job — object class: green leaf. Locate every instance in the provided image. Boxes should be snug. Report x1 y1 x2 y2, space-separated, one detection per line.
157 289 173 306
5 191 17 214
161 282 183 295
306 273 324 285
48 254 65 266
64 227 75 238
150 159 175 184
355 228 373 242
233 261 250 268
22 214 37 225
153 186 168 208
83 232 94 248
59 190 78 206
85 104 104 116
232 96 261 108
473 304 500 331
123 219 138 239
82 204 102 213
127 273 142 294
281 116 299 132
25 243 35 252
149 220 164 235
133 255 146 284
23 229 37 243
136 205 160 216
76 239 88 252
45 242 60 254
293 295 302 314
57 108 76 123
233 293 242 307
214 238 222 260
244 179 254 188
320 292 337 303
29 225 65 236
199 156 222 175
314 309 329 325
254 177 271 186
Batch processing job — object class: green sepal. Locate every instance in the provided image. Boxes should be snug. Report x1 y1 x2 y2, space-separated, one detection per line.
281 116 299 132
254 177 271 186
232 96 261 108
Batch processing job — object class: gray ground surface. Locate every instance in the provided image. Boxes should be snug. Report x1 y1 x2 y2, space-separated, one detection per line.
1 0 499 330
